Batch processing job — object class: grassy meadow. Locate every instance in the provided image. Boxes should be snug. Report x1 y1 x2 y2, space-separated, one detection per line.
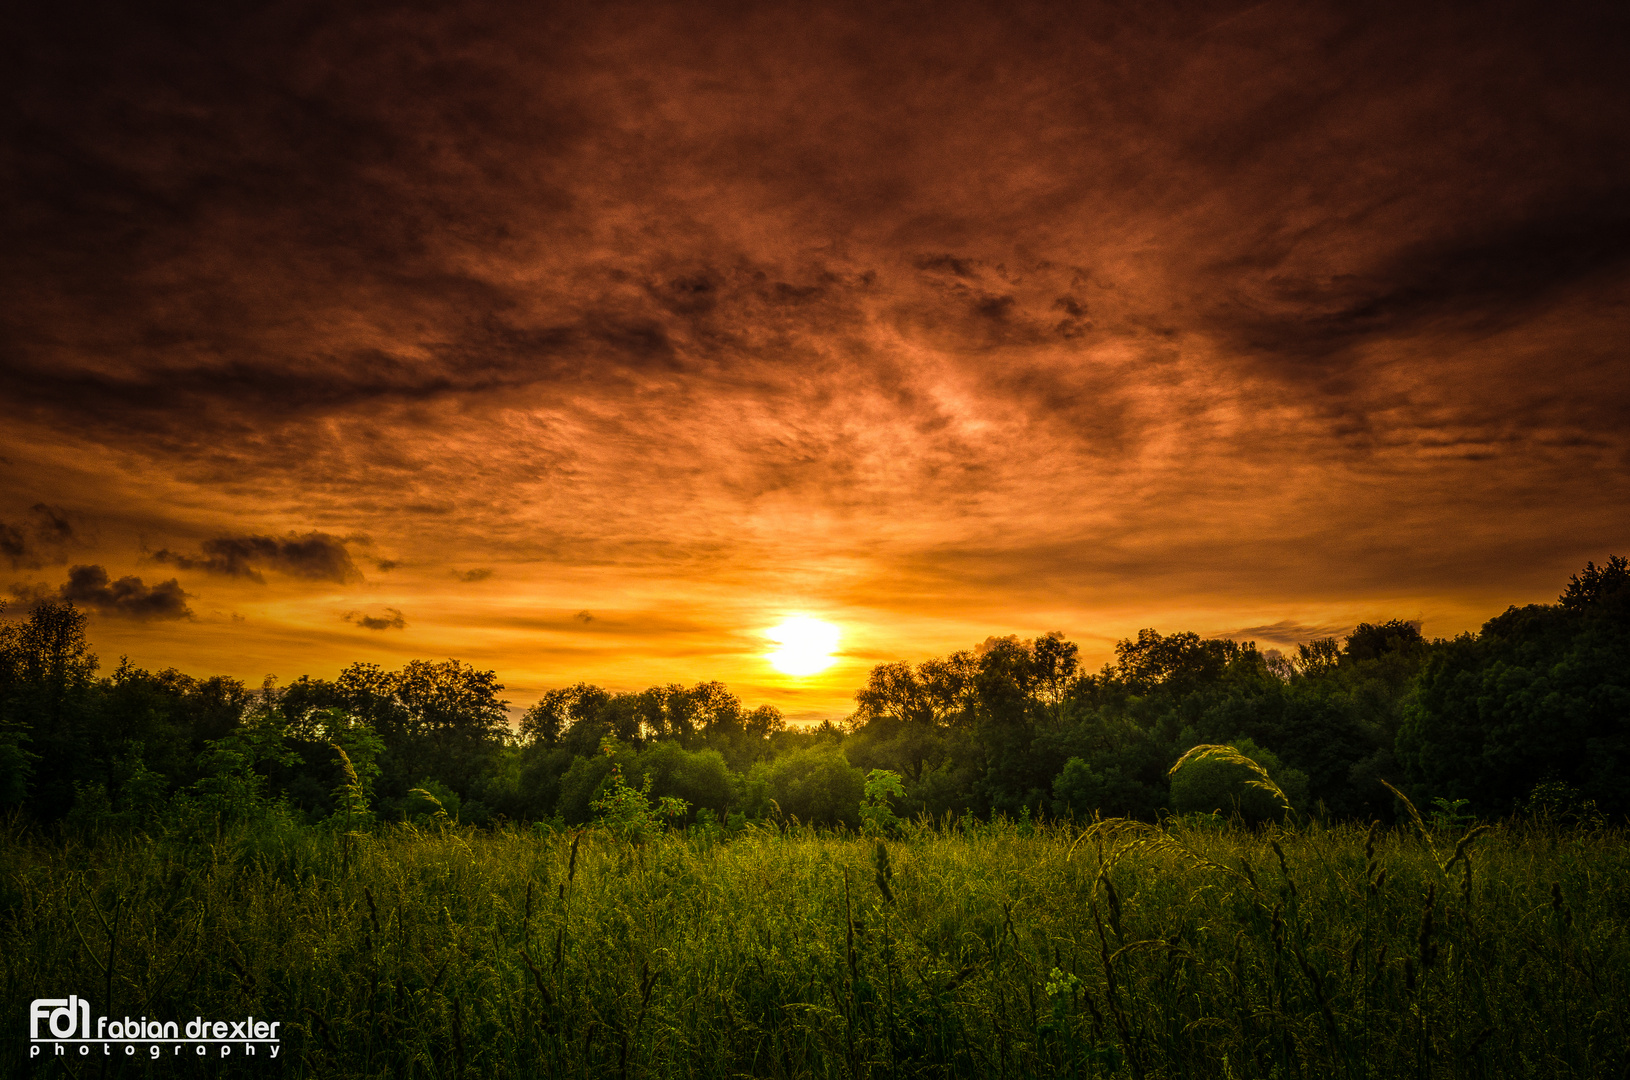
3 814 1627 1079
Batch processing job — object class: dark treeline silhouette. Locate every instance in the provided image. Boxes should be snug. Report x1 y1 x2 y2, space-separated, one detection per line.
1 557 1625 830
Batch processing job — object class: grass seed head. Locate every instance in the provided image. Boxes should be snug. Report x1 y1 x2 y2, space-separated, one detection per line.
1170 744 1292 813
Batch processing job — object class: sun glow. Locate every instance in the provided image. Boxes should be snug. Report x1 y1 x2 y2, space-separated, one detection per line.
766 616 841 676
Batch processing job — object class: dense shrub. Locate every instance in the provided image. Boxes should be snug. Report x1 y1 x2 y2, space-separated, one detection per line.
752 743 865 826
1167 738 1310 823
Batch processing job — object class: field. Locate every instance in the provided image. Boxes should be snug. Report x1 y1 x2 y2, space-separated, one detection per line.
2 815 1627 1079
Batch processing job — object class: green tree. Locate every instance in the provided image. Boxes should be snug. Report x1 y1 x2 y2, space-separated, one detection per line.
555 750 617 824
0 717 36 807
0 601 99 818
635 739 735 820
1398 560 1630 816
1052 757 1161 820
182 722 299 828
753 744 865 826
1032 632 1080 729
1115 629 1241 694
590 739 688 841
855 662 935 727
520 683 610 746
332 659 509 802
1343 620 1425 663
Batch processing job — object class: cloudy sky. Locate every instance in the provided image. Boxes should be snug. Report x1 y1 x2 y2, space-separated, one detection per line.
3 0 1627 719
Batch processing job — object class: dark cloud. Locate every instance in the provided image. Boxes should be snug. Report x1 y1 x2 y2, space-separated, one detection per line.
0 504 77 568
6 582 52 605
152 532 360 584
1216 208 1630 366
575 610 594 623
56 564 191 620
374 559 400 572
456 568 493 582
31 503 72 541
345 607 406 631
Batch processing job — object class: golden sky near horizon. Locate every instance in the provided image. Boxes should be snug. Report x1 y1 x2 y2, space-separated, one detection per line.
3 0 1628 721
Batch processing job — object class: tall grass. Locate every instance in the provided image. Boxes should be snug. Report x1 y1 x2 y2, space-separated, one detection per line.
2 813 1626 1078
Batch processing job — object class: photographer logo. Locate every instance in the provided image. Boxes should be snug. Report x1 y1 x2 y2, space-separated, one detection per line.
29 996 281 1060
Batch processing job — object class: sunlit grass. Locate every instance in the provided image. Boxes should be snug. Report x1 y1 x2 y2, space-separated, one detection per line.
2 815 1626 1078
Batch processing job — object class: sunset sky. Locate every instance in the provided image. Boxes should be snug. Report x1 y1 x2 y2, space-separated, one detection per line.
3 0 1627 721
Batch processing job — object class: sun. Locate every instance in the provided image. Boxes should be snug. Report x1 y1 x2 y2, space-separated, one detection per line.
766 616 841 676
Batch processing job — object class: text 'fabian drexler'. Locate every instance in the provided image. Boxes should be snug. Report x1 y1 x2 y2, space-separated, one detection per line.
30 997 282 1060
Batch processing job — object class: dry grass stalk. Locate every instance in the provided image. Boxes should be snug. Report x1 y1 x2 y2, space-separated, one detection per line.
1377 778 1439 862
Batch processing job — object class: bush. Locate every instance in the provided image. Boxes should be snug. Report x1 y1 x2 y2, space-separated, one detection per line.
1052 757 1160 820
554 751 615 824
591 739 688 841
859 768 905 835
635 740 735 821
1168 739 1308 824
752 743 864 826
404 777 461 824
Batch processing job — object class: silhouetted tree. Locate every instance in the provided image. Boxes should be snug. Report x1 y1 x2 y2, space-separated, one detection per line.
1343 620 1425 664
1398 556 1629 816
521 682 610 746
0 601 98 817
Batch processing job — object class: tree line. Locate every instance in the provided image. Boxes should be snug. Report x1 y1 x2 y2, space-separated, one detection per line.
0 556 1624 831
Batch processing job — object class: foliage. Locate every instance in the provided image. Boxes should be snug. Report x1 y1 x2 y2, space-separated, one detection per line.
183 723 300 828
519 682 610 746
1168 740 1306 823
1398 559 1630 816
0 716 36 806
406 778 461 825
1052 756 1158 820
1518 779 1606 828
752 743 864 826
2 555 1627 845
857 767 904 835
1429 795 1475 832
588 738 688 842
633 739 734 820
1561 554 1630 611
